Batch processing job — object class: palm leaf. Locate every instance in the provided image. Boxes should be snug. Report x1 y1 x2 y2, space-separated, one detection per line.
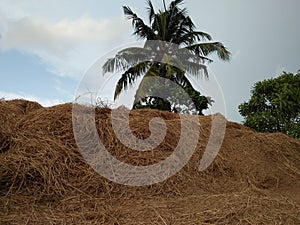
183 60 208 78
146 0 156 24
187 42 231 61
114 61 151 99
175 31 212 45
169 0 185 10
123 6 155 40
176 48 213 64
103 47 150 74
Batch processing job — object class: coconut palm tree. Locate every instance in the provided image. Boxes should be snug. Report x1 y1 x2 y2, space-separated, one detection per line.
103 0 230 114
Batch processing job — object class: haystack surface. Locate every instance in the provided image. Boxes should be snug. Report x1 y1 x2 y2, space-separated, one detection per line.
0 99 299 224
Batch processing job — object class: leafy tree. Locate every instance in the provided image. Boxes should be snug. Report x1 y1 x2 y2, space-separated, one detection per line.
103 0 230 114
239 71 300 138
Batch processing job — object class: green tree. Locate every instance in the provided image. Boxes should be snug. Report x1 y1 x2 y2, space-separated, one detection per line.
103 0 230 114
239 71 300 138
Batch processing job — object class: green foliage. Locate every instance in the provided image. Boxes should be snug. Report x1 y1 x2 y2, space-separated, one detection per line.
133 97 172 111
103 0 230 114
133 86 213 115
239 71 300 138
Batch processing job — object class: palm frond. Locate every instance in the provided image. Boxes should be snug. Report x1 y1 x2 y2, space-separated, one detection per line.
186 42 231 61
146 0 156 24
158 56 208 82
176 31 212 45
114 61 151 99
123 6 155 40
183 60 208 78
103 47 150 74
169 15 196 44
176 47 213 64
169 0 185 10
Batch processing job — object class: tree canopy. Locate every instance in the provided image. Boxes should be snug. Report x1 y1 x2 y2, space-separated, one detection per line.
103 0 230 114
239 71 300 138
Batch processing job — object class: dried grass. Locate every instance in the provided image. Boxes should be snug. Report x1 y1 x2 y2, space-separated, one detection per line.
0 99 42 153
0 100 299 224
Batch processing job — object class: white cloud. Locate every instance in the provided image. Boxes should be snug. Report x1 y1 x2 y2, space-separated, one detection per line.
0 91 64 107
0 0 28 19
0 13 133 79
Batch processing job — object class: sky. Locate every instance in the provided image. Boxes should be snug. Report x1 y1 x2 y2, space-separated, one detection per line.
0 0 299 122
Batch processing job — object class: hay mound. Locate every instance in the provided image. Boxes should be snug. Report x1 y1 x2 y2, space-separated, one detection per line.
0 99 42 153
0 100 300 224
0 99 42 124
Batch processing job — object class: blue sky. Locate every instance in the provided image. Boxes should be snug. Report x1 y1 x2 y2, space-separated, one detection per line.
0 0 300 122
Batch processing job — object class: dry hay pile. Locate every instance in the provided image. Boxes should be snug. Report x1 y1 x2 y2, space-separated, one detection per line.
0 100 299 224
0 99 42 153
